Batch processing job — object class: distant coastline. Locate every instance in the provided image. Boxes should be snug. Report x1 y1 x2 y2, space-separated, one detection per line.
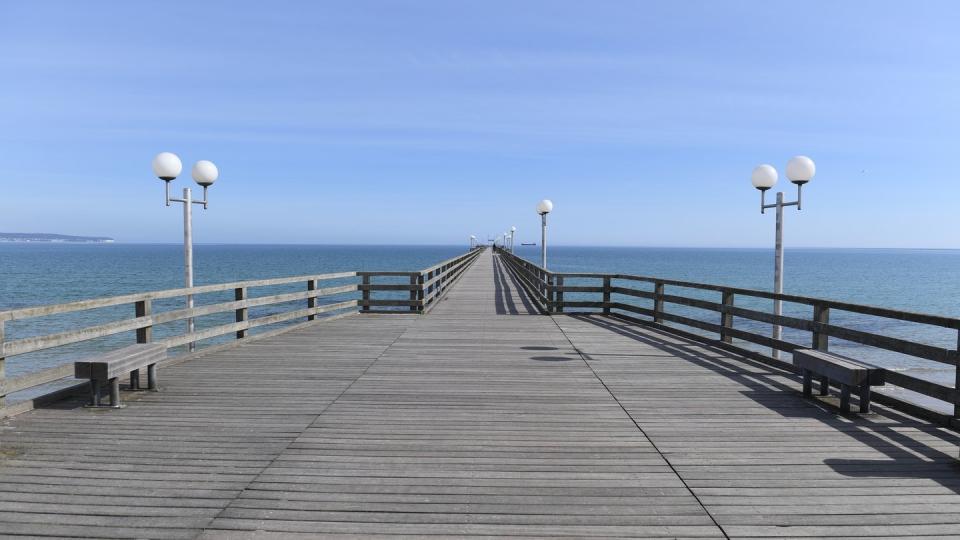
0 232 114 243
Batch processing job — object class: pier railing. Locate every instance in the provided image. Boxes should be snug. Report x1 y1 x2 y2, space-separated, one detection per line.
495 246 960 427
0 247 484 411
359 247 483 313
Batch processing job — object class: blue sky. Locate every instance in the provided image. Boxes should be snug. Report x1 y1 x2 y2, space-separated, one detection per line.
1 1 958 247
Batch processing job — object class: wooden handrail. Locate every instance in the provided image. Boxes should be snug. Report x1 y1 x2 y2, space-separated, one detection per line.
0 271 357 322
0 248 485 407
494 246 960 426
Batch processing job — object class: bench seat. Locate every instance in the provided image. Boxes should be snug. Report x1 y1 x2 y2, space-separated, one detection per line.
794 348 885 414
74 343 166 408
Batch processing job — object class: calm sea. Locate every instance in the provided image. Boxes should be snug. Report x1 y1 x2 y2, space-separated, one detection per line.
2 243 958 410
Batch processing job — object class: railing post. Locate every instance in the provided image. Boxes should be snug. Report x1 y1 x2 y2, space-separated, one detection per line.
720 291 734 343
547 274 555 314
416 273 425 313
812 303 829 351
235 287 248 338
135 299 153 344
955 331 960 420
361 275 370 313
555 275 564 314
0 319 6 408
307 279 317 321
602 276 611 315
653 282 665 323
409 274 418 313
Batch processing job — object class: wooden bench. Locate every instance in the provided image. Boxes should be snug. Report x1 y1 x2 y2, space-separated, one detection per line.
794 348 885 414
74 344 166 408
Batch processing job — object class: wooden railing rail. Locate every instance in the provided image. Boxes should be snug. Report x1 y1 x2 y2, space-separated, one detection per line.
0 248 485 409
0 272 360 407
358 247 484 314
494 246 960 427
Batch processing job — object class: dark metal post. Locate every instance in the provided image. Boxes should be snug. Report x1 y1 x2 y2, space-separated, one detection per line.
234 287 247 339
109 377 121 407
307 279 317 321
720 291 734 343
602 276 611 315
147 363 158 391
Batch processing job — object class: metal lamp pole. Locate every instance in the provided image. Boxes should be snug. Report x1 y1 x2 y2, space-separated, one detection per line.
510 226 516 253
750 156 816 360
536 199 553 269
152 153 219 353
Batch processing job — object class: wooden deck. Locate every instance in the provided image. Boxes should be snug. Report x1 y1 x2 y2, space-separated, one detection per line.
1 249 959 539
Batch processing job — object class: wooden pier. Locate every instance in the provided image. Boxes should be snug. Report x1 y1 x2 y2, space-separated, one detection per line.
2 248 960 538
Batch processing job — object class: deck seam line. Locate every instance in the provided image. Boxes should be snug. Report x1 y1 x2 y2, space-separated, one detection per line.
194 319 415 539
547 314 732 540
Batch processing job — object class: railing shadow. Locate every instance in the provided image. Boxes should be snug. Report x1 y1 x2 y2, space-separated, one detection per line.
566 312 960 493
493 255 537 315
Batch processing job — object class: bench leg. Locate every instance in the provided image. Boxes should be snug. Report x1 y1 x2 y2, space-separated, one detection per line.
840 384 851 413
859 385 871 413
109 377 121 408
819 376 829 396
130 369 140 390
147 364 158 391
89 379 100 406
802 369 813 397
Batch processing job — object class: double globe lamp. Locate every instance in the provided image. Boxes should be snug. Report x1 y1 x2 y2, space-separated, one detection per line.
151 152 220 352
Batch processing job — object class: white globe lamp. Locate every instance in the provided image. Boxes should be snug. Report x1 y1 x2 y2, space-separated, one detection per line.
152 152 182 181
785 155 815 185
192 160 219 187
751 164 778 191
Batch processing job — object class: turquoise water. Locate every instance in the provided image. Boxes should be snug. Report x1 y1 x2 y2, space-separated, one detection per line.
2 244 958 410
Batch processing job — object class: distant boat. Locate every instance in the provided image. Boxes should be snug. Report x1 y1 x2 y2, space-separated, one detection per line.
521 242 536 246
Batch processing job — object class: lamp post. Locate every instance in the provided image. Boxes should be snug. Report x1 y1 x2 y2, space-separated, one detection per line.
537 199 553 269
510 226 516 253
152 152 220 353
750 155 815 360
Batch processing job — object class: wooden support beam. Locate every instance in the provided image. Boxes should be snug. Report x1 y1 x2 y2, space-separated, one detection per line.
602 276 611 315
307 280 317 321
653 282 665 323
234 287 248 339
135 299 152 344
361 275 370 313
813 303 830 351
720 291 734 344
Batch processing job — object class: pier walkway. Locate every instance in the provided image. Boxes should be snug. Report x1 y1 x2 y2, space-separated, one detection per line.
2 250 960 538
